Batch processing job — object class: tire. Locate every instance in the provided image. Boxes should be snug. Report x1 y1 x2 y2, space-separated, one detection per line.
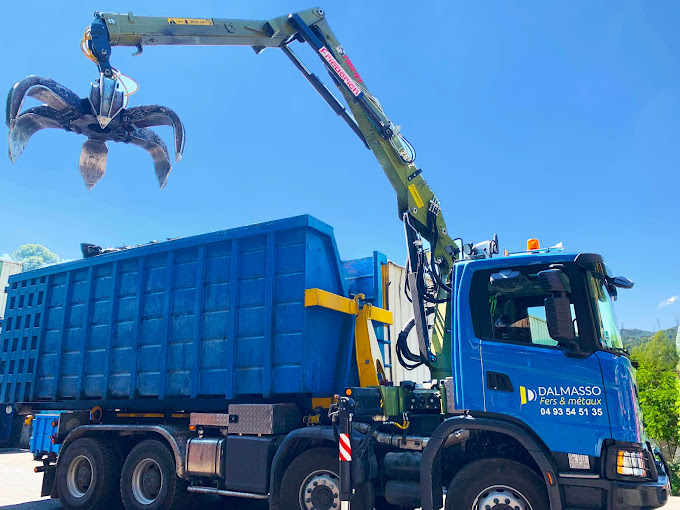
120 439 189 510
56 437 122 510
280 447 374 510
445 458 549 510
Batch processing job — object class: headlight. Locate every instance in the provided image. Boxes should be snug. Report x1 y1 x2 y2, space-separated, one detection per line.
614 448 651 479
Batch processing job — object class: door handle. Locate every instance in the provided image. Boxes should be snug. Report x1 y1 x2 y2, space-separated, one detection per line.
486 371 514 392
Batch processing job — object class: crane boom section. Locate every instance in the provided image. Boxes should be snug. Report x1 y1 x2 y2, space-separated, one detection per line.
98 8 458 272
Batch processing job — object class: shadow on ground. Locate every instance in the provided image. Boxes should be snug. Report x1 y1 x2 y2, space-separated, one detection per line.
0 496 267 510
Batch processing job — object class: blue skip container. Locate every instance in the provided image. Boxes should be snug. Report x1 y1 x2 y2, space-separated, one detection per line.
0 215 384 411
29 413 60 458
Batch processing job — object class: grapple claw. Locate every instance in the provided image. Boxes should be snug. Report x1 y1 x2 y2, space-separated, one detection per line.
8 106 69 162
79 139 108 190
6 75 185 189
123 105 186 162
128 128 173 188
6 76 83 126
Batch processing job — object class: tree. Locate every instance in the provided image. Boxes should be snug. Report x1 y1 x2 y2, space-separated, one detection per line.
11 244 60 272
631 331 678 374
631 331 680 460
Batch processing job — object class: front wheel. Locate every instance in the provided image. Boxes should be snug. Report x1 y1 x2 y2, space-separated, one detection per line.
280 447 373 510
445 459 549 510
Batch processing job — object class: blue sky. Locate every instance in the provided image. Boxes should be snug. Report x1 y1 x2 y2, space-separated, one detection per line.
1 1 678 331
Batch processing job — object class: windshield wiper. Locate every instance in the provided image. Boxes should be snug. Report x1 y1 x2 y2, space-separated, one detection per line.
607 346 631 358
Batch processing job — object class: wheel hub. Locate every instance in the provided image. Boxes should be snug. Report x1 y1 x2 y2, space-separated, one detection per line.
132 458 163 505
300 471 340 510
66 455 93 498
143 467 161 495
473 485 532 510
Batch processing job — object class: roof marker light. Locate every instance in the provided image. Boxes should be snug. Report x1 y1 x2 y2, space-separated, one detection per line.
527 239 540 251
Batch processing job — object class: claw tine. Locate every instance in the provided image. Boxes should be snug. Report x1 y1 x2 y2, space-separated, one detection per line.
7 76 82 126
8 106 68 162
161 107 185 161
79 139 108 190
124 106 186 162
126 127 172 188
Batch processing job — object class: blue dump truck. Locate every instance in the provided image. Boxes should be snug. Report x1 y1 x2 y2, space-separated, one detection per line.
0 215 670 510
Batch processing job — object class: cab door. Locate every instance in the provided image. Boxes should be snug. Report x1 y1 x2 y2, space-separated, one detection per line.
469 262 611 459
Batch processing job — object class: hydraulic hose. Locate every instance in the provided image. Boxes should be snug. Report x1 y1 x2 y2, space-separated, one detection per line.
396 308 435 370
429 262 452 294
396 317 422 370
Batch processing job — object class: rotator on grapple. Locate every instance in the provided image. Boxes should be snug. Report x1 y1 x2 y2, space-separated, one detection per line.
6 16 185 189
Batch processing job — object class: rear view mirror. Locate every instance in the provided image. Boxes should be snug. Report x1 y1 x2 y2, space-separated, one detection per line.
544 296 577 348
611 276 634 289
605 276 633 302
452 238 464 259
490 269 521 284
490 269 523 292
537 268 578 350
537 268 566 294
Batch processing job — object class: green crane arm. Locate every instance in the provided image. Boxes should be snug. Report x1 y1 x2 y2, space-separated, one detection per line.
95 7 459 275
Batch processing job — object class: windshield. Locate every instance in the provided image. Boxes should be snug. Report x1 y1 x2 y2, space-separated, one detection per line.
586 271 624 350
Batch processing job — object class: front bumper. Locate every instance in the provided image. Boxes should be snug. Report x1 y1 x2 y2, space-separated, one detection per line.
560 473 670 510
609 474 670 510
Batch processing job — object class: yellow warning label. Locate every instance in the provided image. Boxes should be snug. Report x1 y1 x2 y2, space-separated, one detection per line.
408 184 425 209
167 17 214 26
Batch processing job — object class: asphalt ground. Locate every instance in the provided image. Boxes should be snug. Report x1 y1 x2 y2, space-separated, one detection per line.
1 449 677 509
0 450 263 510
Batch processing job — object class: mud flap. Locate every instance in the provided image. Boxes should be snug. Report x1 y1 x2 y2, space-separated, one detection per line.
41 465 57 498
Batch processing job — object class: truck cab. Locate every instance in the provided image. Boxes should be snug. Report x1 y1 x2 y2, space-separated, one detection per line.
424 250 670 509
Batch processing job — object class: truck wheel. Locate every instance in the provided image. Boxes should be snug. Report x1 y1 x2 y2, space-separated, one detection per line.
56 437 122 510
445 459 549 510
120 439 189 510
280 447 373 510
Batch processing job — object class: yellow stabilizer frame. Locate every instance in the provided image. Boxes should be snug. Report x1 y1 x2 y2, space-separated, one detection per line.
304 288 393 388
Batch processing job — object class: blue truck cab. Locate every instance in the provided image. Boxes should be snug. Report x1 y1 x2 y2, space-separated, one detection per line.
427 250 670 509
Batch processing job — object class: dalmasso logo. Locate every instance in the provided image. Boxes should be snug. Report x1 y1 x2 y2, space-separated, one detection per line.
520 385 602 405
520 386 537 404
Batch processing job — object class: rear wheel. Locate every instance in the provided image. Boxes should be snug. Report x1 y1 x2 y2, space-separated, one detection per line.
444 458 549 510
280 447 373 510
120 439 189 510
56 437 122 510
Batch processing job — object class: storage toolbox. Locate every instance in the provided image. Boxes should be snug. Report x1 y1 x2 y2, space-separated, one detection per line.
227 403 301 435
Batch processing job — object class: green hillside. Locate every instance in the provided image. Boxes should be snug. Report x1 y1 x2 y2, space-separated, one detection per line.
621 326 678 350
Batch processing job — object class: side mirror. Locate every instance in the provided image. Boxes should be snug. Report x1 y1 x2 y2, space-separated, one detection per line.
452 238 464 259
605 276 633 302
537 268 578 350
537 268 566 294
611 276 634 289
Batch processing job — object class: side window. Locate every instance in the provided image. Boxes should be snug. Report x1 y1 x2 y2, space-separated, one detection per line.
472 266 578 347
